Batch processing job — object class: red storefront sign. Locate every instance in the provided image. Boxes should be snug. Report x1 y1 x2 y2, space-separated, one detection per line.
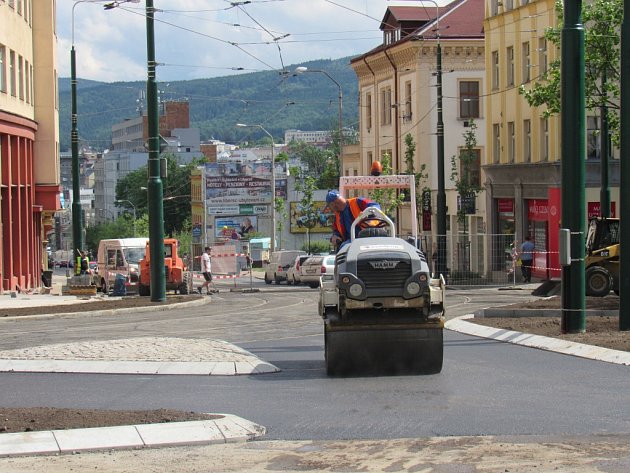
587 202 616 219
528 199 548 221
498 198 514 215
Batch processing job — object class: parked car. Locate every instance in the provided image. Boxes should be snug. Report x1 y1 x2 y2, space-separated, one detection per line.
286 255 310 285
264 250 307 284
320 254 335 277
299 255 326 288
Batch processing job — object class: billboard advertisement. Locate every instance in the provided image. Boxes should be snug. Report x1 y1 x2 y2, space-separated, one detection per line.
205 162 271 204
289 201 334 234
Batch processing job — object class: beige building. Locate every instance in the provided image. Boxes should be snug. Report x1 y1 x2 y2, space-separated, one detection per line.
483 0 619 279
350 0 486 271
0 0 61 291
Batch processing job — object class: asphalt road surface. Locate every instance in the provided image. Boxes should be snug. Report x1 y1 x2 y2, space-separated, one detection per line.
1 283 630 471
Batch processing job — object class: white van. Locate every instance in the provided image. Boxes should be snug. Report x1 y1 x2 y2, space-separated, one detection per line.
95 238 149 293
264 250 306 284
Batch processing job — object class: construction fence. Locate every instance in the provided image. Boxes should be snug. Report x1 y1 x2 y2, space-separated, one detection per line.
419 233 560 286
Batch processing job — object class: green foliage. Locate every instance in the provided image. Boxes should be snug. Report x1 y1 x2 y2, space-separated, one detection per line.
518 0 622 144
450 121 482 227
301 240 331 255
115 154 200 237
368 153 406 218
294 175 320 254
274 197 288 248
85 214 142 254
402 133 428 223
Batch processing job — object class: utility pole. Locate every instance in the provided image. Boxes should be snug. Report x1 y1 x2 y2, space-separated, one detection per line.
619 0 630 330
600 69 610 218
560 1 586 333
146 0 165 302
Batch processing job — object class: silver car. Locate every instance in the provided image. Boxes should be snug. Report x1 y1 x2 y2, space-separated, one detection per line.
299 256 323 288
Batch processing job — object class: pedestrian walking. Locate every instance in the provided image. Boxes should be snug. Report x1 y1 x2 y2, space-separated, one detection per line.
520 236 535 283
198 246 216 295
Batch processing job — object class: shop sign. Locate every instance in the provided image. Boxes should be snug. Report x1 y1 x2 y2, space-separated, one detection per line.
528 199 548 221
497 198 513 216
587 202 616 219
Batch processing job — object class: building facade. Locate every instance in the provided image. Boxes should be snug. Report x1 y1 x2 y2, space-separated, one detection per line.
483 0 619 279
0 0 61 291
350 0 486 260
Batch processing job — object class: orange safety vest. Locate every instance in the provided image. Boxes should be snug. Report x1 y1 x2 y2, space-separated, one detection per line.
334 198 362 240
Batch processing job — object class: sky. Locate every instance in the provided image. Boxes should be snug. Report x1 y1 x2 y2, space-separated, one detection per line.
56 0 449 83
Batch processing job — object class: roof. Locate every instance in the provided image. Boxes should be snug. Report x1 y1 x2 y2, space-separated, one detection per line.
416 0 485 39
352 0 484 64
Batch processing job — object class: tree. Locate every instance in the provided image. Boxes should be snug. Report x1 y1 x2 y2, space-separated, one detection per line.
368 153 406 219
115 154 202 237
274 196 288 249
518 0 622 144
402 133 429 224
450 120 482 232
294 175 319 254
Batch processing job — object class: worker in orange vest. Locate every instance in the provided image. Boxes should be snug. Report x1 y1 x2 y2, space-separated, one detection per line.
326 190 380 249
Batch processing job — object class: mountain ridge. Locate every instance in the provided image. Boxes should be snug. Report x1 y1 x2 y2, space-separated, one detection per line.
58 57 360 151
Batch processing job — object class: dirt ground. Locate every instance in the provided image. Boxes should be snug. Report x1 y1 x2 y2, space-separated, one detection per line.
468 294 629 352
0 292 626 436
0 408 220 434
0 294 202 318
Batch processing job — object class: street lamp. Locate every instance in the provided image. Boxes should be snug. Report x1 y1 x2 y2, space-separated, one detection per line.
236 123 276 252
70 0 139 267
293 66 343 174
391 0 445 278
114 199 137 237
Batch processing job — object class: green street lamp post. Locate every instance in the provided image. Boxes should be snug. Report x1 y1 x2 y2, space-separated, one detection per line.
391 0 445 278
236 124 276 252
560 1 586 333
620 0 630 330
71 0 139 267
145 0 166 302
294 67 343 173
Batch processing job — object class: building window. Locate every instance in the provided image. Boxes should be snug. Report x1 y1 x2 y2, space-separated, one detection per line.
380 86 392 126
523 119 531 163
492 51 499 90
493 124 501 163
587 115 600 159
490 0 499 16
18 55 24 100
366 92 372 130
404 80 412 121
9 50 16 97
24 59 29 103
507 122 515 163
0 45 6 94
538 38 547 75
459 80 479 118
522 41 530 83
460 148 481 187
540 117 549 161
506 46 514 86
505 0 513 10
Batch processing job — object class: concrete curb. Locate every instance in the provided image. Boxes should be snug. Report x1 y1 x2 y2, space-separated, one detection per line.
478 308 618 318
446 314 630 366
0 414 266 457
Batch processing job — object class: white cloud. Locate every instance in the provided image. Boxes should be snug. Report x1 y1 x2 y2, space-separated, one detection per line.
56 0 450 82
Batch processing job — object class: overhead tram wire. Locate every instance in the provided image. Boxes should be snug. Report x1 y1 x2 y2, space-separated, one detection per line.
115 5 278 71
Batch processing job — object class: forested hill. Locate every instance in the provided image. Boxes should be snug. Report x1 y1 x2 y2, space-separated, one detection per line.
58 57 360 151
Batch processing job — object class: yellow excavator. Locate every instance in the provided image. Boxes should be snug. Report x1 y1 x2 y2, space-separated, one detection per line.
585 217 619 297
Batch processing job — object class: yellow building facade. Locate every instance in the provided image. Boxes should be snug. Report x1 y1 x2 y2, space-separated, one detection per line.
484 0 619 279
